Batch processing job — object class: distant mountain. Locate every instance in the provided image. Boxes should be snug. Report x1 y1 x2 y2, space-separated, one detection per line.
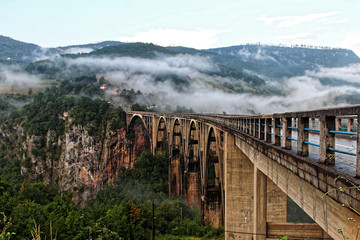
50 41 124 54
2 34 360 80
205 45 360 78
0 36 125 64
2 36 360 113
0 35 43 64
88 42 176 58
25 41 360 98
166 46 205 55
25 42 270 95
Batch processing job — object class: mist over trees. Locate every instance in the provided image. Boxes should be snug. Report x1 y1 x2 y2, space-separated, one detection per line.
1 37 360 239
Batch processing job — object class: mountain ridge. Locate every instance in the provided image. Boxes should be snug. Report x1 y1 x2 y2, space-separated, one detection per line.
0 35 42 64
1 34 359 77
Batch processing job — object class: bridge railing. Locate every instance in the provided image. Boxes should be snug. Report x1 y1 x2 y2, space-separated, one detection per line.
188 106 360 178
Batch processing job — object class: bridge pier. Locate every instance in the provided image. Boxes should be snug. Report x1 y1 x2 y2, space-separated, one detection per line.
203 127 223 227
169 119 183 197
235 134 360 240
254 168 267 240
224 133 254 239
184 121 201 209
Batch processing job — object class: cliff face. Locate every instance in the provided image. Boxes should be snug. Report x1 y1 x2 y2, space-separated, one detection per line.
62 124 150 205
5 120 150 205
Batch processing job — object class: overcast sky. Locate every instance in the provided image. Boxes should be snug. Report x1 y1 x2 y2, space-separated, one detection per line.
1 0 360 55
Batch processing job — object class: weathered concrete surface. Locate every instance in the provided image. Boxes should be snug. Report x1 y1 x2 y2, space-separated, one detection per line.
185 172 201 208
204 187 222 227
254 168 267 240
267 222 332 239
224 133 254 239
169 157 182 196
235 135 360 240
266 179 287 223
127 111 360 240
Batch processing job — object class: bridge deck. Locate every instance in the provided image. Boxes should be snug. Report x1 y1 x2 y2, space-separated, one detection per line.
127 105 360 240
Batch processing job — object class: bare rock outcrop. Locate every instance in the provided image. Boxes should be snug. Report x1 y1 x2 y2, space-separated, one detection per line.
56 124 150 205
2 118 150 206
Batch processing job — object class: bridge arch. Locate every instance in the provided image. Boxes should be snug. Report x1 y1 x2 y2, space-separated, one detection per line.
128 114 147 130
184 120 201 208
126 114 152 166
155 116 169 154
169 118 184 197
205 127 220 188
203 126 223 227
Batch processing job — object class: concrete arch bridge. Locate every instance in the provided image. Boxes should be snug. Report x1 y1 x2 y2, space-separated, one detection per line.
126 105 360 240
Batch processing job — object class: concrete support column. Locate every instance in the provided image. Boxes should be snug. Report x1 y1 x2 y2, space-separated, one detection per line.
348 118 354 132
282 117 292 150
245 119 248 134
335 118 341 131
319 116 335 164
250 119 253 136
169 155 182 196
256 119 260 138
266 179 287 223
224 133 254 240
297 117 309 156
273 118 281 146
260 119 265 140
152 116 157 155
253 167 267 240
253 119 256 137
253 119 256 136
265 118 272 143
310 118 315 129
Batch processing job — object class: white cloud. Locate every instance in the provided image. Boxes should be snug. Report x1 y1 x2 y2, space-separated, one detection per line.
307 64 360 83
256 12 344 28
116 29 225 49
61 55 360 114
339 33 360 56
63 47 94 54
275 32 314 44
237 48 278 62
0 65 41 86
274 28 332 46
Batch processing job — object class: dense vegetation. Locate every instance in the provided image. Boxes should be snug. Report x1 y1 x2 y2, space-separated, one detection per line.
0 35 42 64
19 75 107 136
53 41 124 54
0 93 31 122
205 44 360 78
0 72 224 239
0 151 223 240
88 42 176 58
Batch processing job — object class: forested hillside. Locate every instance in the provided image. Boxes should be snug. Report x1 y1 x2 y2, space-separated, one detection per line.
205 44 360 78
0 36 43 64
0 73 224 239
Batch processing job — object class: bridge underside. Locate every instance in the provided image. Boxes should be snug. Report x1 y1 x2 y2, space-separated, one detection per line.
230 133 359 240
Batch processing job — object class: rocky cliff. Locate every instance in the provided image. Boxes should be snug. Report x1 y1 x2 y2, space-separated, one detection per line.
1 119 150 206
